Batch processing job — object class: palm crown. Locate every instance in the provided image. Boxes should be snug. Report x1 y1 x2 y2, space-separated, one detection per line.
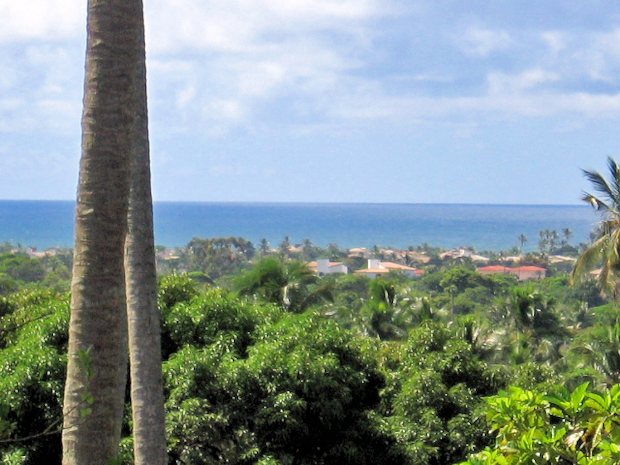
572 157 620 298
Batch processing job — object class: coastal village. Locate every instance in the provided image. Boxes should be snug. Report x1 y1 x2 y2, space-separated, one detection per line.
13 241 578 282
1 225 615 465
144 239 583 283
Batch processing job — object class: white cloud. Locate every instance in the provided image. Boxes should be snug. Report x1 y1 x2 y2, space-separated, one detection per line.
541 31 567 55
145 0 386 54
458 26 513 57
202 98 246 123
176 84 197 109
580 28 620 82
326 83 620 123
141 1 380 133
0 0 83 42
235 61 287 97
4 0 620 142
487 69 560 94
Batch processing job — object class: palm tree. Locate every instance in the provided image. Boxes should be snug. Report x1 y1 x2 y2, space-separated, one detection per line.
278 236 291 257
235 257 333 313
62 0 141 463
507 286 560 339
259 238 271 256
538 230 549 255
562 228 573 246
518 234 527 254
570 321 620 387
538 229 559 255
572 157 620 298
301 238 316 260
124 3 166 463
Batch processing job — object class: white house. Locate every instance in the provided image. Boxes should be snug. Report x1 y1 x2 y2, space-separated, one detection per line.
355 259 423 279
440 248 489 263
308 259 348 275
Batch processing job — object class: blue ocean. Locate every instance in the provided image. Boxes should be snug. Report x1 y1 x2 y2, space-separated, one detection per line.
0 200 598 252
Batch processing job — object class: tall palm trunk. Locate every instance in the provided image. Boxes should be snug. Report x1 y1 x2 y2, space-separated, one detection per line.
124 2 167 462
62 1 141 464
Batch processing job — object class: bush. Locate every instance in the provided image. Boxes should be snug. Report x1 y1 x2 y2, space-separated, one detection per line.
164 300 403 465
381 322 505 465
0 290 70 465
459 383 620 465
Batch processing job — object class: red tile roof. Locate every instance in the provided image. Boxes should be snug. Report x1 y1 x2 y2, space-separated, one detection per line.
478 265 510 272
513 266 546 272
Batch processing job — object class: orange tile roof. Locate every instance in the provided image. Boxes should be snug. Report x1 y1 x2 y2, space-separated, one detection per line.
513 266 546 272
381 262 417 271
355 268 391 274
478 265 510 272
478 265 546 273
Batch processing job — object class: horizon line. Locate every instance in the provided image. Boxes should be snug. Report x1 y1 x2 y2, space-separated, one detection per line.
0 198 587 207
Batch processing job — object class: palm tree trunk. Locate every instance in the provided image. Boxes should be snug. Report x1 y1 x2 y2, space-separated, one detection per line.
124 2 167 462
62 1 141 464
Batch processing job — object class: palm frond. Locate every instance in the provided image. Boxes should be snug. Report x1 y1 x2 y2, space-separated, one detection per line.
581 192 610 213
607 156 620 202
582 168 617 204
598 234 620 298
571 235 607 284
598 265 613 299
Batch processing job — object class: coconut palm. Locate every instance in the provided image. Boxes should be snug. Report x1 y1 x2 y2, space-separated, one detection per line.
572 157 620 298
235 257 333 313
62 0 141 462
562 228 573 246
518 233 528 254
507 286 561 339
570 321 620 387
124 3 166 463
258 238 271 256
301 238 316 260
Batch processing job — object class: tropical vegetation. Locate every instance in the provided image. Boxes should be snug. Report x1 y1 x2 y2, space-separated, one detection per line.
2 157 620 464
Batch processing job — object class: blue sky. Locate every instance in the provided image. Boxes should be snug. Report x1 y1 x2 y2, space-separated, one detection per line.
1 0 620 204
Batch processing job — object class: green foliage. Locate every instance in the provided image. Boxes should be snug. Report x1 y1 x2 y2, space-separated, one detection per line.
164 297 402 465
0 274 18 296
158 273 199 312
0 289 69 465
439 267 484 293
572 157 620 298
509 286 560 335
0 253 71 294
158 273 200 359
359 279 426 340
163 288 282 356
568 320 620 388
1 449 27 465
460 383 620 465
381 322 505 465
235 257 333 313
0 255 45 284
4 235 620 465
186 237 255 280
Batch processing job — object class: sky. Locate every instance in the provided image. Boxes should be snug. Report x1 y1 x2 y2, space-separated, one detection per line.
1 1 620 204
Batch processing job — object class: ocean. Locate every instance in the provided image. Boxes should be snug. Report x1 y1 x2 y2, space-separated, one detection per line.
0 200 599 252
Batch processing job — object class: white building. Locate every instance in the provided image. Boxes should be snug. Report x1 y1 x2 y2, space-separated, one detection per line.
355 259 423 279
308 259 348 275
440 248 489 263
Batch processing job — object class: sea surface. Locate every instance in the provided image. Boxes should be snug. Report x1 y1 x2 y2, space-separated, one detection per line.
0 200 599 252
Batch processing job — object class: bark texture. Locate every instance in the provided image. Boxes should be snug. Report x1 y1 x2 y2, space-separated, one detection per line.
125 2 168 462
62 1 142 464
